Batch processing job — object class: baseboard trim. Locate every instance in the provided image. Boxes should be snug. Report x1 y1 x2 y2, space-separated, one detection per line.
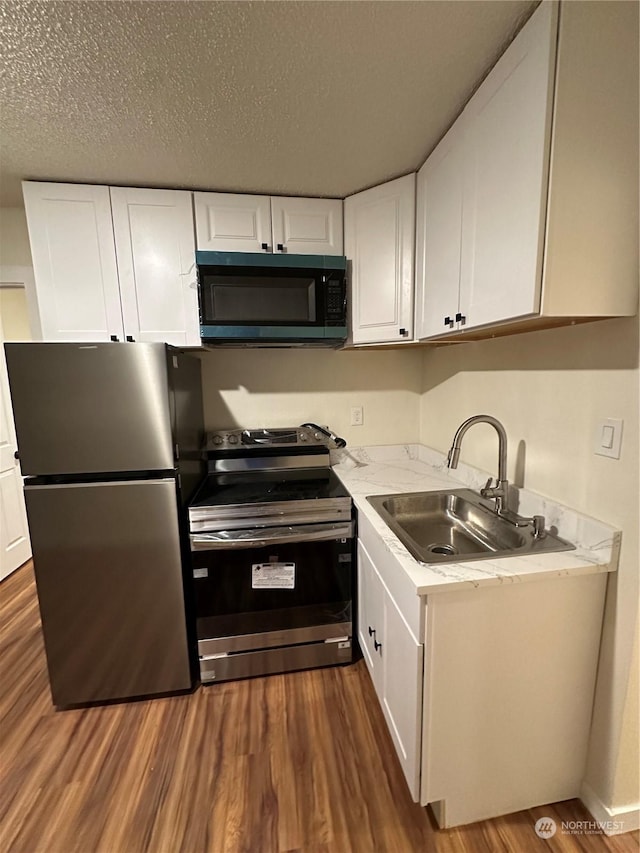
580 782 640 835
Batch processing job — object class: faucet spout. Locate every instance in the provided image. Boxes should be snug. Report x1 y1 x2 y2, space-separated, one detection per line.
446 415 546 534
447 415 509 514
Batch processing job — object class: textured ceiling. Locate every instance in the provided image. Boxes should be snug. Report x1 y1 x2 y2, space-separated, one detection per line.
0 0 537 207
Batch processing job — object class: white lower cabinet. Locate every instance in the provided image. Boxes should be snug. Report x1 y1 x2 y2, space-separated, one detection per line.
357 519 608 828
23 182 199 345
357 540 423 799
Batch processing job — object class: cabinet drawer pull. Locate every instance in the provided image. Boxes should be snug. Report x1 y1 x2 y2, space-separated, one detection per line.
126 335 135 342
399 328 409 337
444 316 455 328
455 312 466 326
276 243 285 252
374 638 382 652
110 335 119 342
368 626 375 637
261 242 270 252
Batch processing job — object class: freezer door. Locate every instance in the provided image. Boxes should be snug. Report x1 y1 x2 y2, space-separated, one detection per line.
25 478 192 706
5 342 174 475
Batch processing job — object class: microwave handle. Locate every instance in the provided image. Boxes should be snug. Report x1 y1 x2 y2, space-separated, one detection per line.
190 521 354 551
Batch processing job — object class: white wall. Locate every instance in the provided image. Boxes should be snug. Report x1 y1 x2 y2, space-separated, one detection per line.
419 316 639 823
0 287 32 340
0 208 33 266
198 347 423 446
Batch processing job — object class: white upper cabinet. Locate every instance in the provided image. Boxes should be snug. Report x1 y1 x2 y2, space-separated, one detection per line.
416 1 636 341
194 192 343 255
271 197 343 255
415 117 467 340
415 1 556 339
459 0 556 331
24 182 200 345
345 174 415 345
193 192 272 253
110 188 199 346
23 182 123 342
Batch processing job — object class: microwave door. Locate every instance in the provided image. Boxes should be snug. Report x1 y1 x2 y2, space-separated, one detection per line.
202 272 318 326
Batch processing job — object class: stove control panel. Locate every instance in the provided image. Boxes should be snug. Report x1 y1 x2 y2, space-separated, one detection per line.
206 426 330 452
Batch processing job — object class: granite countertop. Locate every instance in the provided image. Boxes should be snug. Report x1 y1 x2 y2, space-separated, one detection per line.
331 444 620 596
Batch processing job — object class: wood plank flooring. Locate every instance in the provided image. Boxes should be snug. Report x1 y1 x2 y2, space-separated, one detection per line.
1 562 637 853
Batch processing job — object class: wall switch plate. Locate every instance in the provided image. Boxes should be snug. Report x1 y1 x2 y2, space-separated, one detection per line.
594 418 623 459
350 406 364 426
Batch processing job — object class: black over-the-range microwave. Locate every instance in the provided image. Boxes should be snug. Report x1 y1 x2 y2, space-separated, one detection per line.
196 251 347 347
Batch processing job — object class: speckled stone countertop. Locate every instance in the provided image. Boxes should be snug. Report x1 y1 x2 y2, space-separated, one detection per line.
331 444 620 596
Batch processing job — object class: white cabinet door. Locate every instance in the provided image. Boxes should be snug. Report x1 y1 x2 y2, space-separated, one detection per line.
380 587 423 800
111 188 199 346
271 197 343 255
357 540 383 690
22 182 123 342
358 540 423 799
460 1 557 331
345 174 415 344
415 117 467 340
194 192 272 253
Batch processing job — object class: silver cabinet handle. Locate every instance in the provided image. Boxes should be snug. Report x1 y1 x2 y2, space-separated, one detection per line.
190 521 354 551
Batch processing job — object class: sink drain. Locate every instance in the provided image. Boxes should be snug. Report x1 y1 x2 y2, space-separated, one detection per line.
427 543 457 556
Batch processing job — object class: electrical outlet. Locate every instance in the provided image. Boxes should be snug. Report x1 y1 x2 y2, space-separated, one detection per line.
351 406 364 426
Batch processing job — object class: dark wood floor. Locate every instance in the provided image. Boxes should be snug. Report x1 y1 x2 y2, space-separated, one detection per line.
1 562 637 853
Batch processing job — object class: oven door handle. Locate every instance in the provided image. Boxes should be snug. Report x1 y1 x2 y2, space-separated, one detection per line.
190 521 354 551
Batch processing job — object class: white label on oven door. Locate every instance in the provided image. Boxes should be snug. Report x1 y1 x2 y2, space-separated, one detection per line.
252 562 295 589
193 567 208 579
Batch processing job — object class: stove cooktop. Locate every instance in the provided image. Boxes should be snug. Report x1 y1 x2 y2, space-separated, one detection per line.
190 467 349 509
190 425 351 531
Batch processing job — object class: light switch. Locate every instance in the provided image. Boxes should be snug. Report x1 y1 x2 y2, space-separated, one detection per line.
594 418 623 459
601 425 614 449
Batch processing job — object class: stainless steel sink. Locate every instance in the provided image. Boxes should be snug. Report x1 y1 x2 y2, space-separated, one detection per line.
367 489 575 564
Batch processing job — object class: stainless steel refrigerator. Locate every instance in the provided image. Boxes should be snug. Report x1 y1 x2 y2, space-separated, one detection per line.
5 342 205 707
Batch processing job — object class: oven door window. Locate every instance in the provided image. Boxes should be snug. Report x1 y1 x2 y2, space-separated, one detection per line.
192 537 353 640
200 267 319 325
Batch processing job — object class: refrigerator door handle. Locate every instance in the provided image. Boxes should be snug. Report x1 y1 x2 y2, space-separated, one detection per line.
25 478 175 490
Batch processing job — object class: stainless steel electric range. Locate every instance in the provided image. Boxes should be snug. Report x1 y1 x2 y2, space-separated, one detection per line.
188 427 355 683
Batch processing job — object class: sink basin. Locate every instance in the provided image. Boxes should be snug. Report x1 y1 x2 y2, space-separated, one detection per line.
366 489 575 564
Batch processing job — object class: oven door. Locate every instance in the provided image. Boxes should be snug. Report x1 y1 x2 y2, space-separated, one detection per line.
191 522 354 662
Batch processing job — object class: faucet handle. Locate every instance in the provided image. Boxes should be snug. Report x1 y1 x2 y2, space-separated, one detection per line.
481 477 495 494
532 515 546 538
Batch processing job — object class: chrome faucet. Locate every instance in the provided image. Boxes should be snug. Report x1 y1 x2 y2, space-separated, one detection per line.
447 415 546 537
